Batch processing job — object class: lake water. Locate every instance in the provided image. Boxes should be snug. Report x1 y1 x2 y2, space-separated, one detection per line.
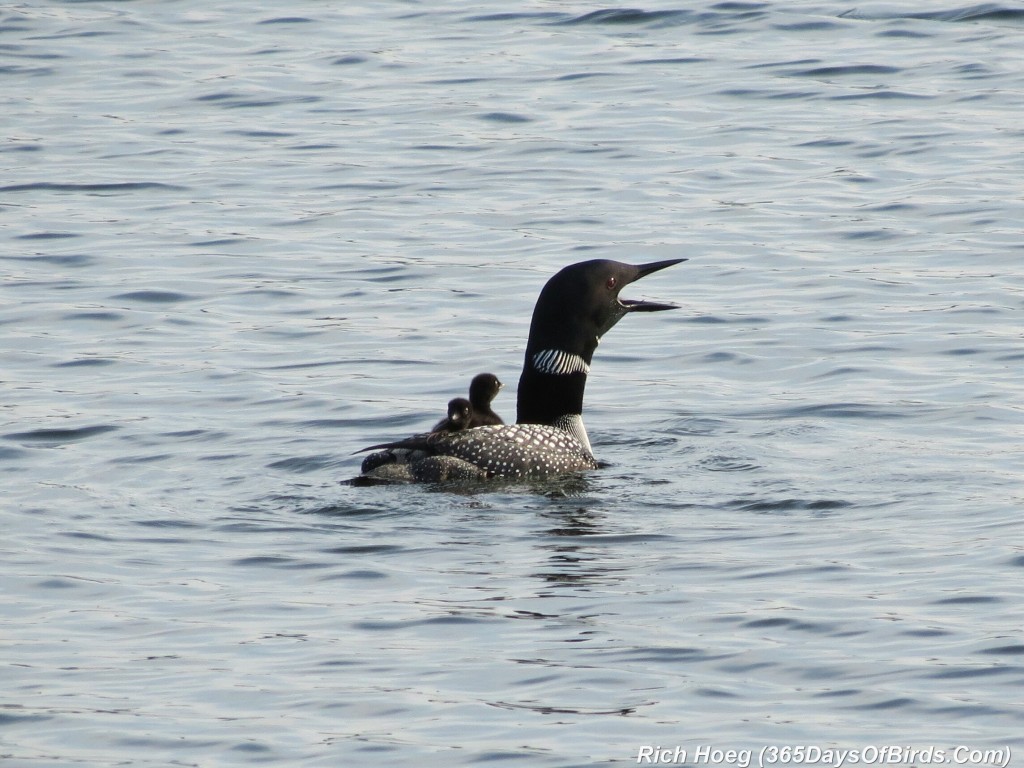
3 2 1023 765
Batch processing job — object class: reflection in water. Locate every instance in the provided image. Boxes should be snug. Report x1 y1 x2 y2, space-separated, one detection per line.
534 505 629 588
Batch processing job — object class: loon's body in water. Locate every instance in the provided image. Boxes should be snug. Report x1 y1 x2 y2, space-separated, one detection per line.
431 373 504 432
356 258 684 483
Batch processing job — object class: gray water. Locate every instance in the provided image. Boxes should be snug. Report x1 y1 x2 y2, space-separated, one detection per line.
3 2 1023 766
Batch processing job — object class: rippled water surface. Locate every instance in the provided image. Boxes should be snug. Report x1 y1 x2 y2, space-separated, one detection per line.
3 2 1023 765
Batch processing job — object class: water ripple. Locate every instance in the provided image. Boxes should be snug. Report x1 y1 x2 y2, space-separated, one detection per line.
0 181 186 193
110 290 195 304
4 425 118 445
557 9 695 27
841 5 1024 24
4 1 1023 763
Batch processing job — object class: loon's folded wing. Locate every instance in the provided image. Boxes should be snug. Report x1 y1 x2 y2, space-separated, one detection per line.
356 431 437 454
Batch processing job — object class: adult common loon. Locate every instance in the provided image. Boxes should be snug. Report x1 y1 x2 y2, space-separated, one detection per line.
356 258 684 483
431 373 504 432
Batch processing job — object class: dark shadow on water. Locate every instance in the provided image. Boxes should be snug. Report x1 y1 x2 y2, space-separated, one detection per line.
531 506 659 588
538 505 606 538
341 471 595 498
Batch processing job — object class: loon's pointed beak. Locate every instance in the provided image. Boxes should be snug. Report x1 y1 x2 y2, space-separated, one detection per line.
620 258 686 312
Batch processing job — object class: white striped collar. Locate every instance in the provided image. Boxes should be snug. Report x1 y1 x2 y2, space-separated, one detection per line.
531 348 590 376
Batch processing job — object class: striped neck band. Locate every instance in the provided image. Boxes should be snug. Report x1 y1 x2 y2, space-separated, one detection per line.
531 349 590 376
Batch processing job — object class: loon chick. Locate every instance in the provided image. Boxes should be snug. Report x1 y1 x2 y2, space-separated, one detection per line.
357 258 684 483
432 373 504 432
434 397 474 433
467 372 504 426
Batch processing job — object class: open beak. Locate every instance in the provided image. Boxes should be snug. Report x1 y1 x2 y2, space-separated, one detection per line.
619 258 686 312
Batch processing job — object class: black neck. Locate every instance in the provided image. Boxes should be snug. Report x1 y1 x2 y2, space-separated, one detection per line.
515 292 596 425
516 363 588 425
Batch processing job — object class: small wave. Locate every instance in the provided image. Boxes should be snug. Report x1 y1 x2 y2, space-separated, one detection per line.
354 615 485 631
932 594 1002 605
53 358 117 368
62 311 125 321
752 402 911 420
901 628 952 637
489 699 651 716
478 111 533 124
797 138 857 148
257 16 313 24
232 555 331 570
666 416 729 436
811 365 867 379
929 666 1016 679
699 455 761 472
733 498 852 513
0 711 52 726
109 453 172 465
556 71 611 82
0 181 186 193
2 253 91 266
224 129 295 138
318 569 389 582
840 229 902 240
556 9 694 26
978 644 1024 655
601 645 727 664
14 231 79 240
267 455 343 473
4 425 118 445
0 65 57 77
558 3 771 30
840 4 1024 24
188 237 248 247
876 28 932 38
742 617 838 634
134 518 204 529
306 501 406 517
850 697 918 711
330 55 368 66
36 578 84 589
194 91 322 109
791 64 902 78
773 20 845 31
111 290 195 304
831 90 932 101
466 12 564 23
629 56 709 65
321 544 406 555
287 143 339 151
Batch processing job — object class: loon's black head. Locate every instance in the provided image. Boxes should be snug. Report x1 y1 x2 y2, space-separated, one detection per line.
517 258 684 425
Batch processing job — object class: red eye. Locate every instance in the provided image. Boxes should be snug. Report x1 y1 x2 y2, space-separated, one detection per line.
606 276 617 290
